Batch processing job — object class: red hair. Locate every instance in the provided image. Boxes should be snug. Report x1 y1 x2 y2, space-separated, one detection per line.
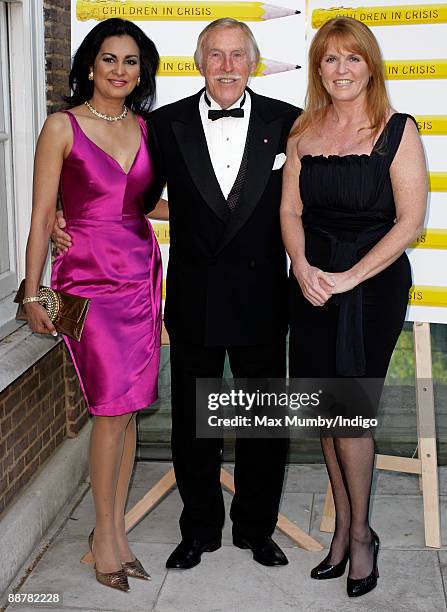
291 17 390 140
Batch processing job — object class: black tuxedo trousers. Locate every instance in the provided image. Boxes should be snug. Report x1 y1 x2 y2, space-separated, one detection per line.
170 340 288 541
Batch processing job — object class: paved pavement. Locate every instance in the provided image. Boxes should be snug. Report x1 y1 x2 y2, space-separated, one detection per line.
4 462 447 611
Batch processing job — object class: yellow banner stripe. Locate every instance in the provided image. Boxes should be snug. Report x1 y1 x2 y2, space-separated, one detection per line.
312 4 447 28
158 58 199 77
156 57 298 77
152 222 170 243
412 229 447 249
409 286 447 307
429 172 447 191
414 115 447 135
385 59 447 79
76 1 298 22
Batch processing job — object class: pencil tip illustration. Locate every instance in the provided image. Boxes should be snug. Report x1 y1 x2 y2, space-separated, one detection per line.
77 1 303 22
256 58 301 76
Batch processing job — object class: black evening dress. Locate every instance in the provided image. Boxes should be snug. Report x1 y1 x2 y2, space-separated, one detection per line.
289 113 413 387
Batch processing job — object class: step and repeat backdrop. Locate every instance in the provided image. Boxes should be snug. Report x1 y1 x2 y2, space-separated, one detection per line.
71 0 447 324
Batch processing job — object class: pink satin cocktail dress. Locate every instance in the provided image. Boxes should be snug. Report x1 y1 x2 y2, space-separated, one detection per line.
51 111 162 416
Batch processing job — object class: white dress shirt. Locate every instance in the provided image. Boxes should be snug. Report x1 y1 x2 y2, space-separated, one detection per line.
199 90 251 199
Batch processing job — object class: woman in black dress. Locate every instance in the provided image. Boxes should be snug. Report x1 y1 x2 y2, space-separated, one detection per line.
280 17 427 597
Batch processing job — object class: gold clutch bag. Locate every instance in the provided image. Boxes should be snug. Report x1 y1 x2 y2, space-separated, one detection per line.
15 280 90 342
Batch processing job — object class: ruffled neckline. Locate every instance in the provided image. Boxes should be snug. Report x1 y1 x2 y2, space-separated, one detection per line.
301 153 371 162
299 113 408 164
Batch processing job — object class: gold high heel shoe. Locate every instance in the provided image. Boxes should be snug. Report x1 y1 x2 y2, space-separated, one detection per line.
121 557 151 580
88 529 130 592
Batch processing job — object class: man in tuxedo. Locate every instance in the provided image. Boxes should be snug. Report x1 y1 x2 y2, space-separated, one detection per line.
146 18 299 570
54 18 299 570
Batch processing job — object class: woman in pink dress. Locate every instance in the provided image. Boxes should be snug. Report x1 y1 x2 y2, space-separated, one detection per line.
23 19 162 592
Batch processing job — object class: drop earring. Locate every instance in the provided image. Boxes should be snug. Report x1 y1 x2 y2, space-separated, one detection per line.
88 70 94 81
136 76 141 86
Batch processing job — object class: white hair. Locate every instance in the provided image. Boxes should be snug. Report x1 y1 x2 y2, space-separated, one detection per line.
193 18 260 68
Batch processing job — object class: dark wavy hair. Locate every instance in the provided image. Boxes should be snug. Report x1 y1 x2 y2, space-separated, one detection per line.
64 18 159 116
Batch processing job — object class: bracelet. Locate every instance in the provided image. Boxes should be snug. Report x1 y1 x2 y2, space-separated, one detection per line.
22 296 41 304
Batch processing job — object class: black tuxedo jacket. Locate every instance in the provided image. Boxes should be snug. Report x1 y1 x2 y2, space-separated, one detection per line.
146 88 300 346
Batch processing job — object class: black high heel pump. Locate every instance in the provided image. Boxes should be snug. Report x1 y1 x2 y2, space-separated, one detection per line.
346 528 380 598
311 549 349 580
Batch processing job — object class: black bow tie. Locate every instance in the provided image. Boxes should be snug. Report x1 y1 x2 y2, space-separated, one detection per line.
208 108 244 121
205 91 246 121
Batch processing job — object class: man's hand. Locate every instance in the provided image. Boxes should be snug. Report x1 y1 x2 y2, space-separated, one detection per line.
147 198 169 221
52 210 72 254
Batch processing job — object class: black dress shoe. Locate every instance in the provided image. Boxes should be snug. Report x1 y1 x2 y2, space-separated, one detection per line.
233 534 288 566
347 529 380 598
310 550 349 580
166 538 221 570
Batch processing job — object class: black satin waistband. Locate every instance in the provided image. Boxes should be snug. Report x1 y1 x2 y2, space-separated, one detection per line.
305 221 393 377
303 209 394 234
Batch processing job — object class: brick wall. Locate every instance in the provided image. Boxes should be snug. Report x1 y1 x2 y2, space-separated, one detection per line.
65 350 89 437
44 0 71 113
0 344 88 516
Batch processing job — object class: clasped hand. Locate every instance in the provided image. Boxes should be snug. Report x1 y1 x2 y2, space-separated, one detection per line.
292 260 358 307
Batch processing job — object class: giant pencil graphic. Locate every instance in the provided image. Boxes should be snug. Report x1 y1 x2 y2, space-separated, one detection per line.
77 0 301 21
158 56 300 76
312 4 447 28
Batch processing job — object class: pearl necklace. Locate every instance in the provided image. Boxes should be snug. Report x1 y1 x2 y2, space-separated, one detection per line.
84 100 128 122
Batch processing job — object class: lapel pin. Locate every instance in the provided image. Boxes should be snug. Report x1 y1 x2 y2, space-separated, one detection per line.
263 138 268 143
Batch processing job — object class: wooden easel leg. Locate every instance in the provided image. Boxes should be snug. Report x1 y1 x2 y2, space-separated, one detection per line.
320 481 336 533
220 469 323 551
415 357 423 492
420 435 441 548
123 468 177 530
413 322 441 548
80 468 176 564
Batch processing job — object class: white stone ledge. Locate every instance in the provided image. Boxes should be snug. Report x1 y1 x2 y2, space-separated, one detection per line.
0 326 61 393
0 420 91 598
0 293 23 340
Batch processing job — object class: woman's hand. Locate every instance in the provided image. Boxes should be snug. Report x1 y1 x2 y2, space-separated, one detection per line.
292 260 335 306
24 302 58 336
